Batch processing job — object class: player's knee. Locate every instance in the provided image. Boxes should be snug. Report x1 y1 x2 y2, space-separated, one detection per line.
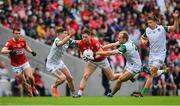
108 76 114 81
150 67 158 77
117 77 123 83
106 74 116 81
83 74 90 81
19 77 26 84
27 75 34 81
67 76 73 82
57 77 66 83
61 76 66 81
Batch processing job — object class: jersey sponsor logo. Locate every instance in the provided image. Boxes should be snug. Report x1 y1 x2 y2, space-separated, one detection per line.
15 49 24 55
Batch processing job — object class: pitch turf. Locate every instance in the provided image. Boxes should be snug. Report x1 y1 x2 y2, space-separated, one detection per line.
0 96 180 106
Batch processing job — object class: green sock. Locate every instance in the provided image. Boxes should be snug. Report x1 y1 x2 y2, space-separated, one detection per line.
141 87 148 96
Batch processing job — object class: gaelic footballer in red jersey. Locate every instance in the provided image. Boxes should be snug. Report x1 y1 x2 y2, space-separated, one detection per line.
76 29 121 97
5 37 28 67
1 28 38 97
77 37 106 62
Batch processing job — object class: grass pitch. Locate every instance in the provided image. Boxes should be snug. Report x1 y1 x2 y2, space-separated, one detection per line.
0 96 180 106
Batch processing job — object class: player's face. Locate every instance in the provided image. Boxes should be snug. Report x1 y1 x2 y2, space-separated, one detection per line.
147 20 157 29
82 33 90 43
13 30 21 40
118 33 125 44
59 31 68 39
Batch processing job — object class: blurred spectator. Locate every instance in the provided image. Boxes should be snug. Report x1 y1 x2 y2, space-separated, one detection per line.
11 76 23 96
158 75 167 96
151 77 160 96
0 59 9 80
168 46 180 63
173 64 180 95
33 67 45 96
163 64 177 96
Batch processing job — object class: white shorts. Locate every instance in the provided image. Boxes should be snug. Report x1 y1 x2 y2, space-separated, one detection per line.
11 62 31 75
125 63 141 75
149 52 166 69
46 60 67 74
91 58 110 69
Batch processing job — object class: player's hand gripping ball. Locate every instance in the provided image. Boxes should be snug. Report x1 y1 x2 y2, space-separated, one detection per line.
82 49 94 61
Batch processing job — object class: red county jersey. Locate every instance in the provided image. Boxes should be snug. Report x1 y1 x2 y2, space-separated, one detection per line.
5 37 28 67
77 38 107 62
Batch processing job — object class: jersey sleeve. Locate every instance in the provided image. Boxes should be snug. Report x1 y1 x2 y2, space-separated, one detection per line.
117 44 127 54
68 39 76 45
68 39 78 48
54 38 61 46
4 41 11 48
163 26 169 32
23 38 27 48
142 31 147 39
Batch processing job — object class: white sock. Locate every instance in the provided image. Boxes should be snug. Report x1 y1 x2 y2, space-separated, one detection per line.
78 90 83 96
157 70 164 76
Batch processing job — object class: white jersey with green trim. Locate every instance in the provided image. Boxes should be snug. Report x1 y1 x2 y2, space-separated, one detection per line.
118 40 141 67
143 25 168 54
47 37 75 64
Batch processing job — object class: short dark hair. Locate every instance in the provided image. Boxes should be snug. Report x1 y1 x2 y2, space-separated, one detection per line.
13 28 20 32
56 27 66 34
35 67 39 71
147 16 157 22
82 29 91 35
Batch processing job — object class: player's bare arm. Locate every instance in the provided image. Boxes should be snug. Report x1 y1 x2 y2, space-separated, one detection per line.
1 46 11 54
94 47 104 59
25 42 33 53
56 30 73 46
96 49 118 57
25 42 36 56
1 42 16 55
101 41 119 49
168 10 179 32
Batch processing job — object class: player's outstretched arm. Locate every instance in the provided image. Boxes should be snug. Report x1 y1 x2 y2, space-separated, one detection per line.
101 41 119 50
25 42 36 56
1 46 11 54
168 10 179 32
96 49 118 57
56 30 74 46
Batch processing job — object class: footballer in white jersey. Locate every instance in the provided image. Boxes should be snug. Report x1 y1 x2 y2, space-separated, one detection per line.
135 10 179 97
96 31 142 96
117 39 142 74
142 25 167 68
46 28 76 97
46 37 75 70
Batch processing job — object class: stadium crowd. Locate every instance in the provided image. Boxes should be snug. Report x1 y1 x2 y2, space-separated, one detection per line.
0 0 180 96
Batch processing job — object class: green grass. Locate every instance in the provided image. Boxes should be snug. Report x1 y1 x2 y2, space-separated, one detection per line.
0 96 180 106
